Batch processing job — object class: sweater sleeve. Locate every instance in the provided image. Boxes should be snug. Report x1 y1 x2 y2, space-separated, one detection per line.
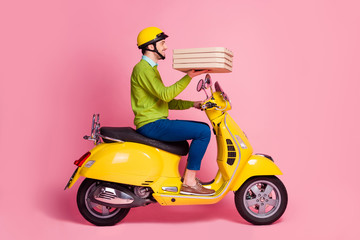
137 70 192 102
168 99 194 110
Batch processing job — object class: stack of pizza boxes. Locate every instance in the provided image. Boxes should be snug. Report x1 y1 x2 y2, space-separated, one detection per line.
172 47 233 73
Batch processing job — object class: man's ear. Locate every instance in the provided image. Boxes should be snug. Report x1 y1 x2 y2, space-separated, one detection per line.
147 44 155 51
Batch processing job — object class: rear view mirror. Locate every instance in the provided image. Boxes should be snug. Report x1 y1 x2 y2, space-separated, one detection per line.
204 74 212 88
197 79 204 92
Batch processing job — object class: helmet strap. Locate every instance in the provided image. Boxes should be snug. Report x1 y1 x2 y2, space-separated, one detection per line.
145 43 165 60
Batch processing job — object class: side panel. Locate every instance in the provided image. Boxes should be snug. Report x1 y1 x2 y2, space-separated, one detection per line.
231 155 283 191
78 142 181 186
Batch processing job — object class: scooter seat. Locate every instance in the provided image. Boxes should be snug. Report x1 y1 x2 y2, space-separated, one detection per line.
100 127 189 156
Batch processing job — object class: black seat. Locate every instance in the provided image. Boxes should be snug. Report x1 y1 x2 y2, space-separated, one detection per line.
100 127 189 156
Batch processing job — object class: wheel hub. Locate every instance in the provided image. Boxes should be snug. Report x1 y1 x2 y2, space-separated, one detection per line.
235 177 288 224
243 180 283 218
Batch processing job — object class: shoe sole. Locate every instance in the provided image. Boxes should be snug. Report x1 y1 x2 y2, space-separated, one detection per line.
180 191 216 196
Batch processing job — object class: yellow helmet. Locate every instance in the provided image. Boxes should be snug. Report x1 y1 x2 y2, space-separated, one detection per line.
137 27 168 49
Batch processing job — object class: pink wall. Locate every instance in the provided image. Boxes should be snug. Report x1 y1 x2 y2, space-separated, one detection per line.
1 0 360 239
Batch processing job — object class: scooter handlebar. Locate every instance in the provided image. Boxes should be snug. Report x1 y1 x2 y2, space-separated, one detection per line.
201 101 218 110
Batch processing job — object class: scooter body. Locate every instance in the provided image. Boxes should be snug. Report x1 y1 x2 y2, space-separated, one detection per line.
65 75 287 225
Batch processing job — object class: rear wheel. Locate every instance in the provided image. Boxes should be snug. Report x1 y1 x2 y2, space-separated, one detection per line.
235 176 287 225
77 178 130 226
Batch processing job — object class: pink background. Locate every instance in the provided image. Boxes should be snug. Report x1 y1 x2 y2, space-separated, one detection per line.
1 0 359 239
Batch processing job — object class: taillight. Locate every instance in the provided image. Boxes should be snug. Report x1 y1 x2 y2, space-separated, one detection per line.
74 152 91 167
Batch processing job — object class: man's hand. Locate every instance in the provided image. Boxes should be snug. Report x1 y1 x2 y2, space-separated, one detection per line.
187 69 209 78
193 101 203 109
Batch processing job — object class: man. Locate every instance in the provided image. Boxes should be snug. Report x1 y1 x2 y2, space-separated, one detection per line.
131 27 215 195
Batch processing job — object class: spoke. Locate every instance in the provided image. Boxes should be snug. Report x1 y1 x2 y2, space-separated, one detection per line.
102 206 110 216
258 204 266 214
87 198 97 209
264 184 273 196
267 198 277 207
250 185 260 196
246 198 258 207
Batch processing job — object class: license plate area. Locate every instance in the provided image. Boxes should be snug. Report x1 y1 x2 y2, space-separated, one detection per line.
64 167 79 190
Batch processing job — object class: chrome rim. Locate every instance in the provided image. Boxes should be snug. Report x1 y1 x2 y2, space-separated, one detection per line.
84 182 122 219
243 180 281 219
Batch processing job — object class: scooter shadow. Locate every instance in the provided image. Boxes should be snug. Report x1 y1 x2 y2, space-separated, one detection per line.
38 182 251 225
123 199 250 225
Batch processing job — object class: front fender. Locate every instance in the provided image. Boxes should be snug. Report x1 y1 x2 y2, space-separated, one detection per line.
231 155 283 191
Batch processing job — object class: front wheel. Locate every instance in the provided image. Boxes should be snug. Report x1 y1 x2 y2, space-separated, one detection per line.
77 178 130 226
235 176 288 225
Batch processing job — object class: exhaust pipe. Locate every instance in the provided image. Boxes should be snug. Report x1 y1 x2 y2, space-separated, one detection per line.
88 183 152 208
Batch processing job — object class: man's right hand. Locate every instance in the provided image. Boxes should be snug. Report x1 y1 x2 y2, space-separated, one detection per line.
187 69 209 78
193 101 203 109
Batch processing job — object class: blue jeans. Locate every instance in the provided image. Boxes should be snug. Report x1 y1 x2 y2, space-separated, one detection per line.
137 119 211 170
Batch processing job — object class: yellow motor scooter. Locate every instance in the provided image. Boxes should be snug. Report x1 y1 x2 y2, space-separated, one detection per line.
65 74 288 226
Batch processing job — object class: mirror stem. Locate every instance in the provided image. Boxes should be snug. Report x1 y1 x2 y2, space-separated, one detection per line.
203 89 209 99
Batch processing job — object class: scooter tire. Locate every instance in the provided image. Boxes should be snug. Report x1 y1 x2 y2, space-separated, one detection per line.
77 178 130 226
234 176 288 225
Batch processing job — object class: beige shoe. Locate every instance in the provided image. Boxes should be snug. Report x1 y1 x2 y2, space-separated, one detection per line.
180 180 215 196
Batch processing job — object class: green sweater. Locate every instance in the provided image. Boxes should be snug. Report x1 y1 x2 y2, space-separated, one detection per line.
131 59 194 129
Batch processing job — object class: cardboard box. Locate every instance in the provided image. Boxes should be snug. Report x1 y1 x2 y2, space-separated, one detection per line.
173 47 233 73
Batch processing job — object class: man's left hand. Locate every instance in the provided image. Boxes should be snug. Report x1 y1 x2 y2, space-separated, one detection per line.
187 69 209 78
